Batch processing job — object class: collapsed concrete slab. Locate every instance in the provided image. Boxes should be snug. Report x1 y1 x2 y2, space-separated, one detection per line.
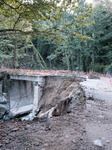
0 104 8 119
0 70 85 120
10 104 33 118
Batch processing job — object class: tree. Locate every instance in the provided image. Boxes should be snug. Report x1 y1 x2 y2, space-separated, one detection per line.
94 0 112 12
86 4 112 72
0 0 93 35
0 0 74 33
0 0 94 70
32 0 93 70
32 1 112 72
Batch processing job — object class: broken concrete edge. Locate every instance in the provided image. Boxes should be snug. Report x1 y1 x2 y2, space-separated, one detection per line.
42 97 72 118
36 88 86 119
12 76 86 120
0 104 8 119
10 74 86 82
9 104 33 118
34 97 86 120
88 74 100 79
0 69 86 80
0 71 86 121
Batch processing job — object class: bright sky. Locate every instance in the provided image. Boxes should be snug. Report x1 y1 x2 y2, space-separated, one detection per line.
86 0 112 3
86 0 94 4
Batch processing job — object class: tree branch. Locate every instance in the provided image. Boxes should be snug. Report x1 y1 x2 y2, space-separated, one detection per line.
2 0 22 11
0 29 23 33
13 13 22 30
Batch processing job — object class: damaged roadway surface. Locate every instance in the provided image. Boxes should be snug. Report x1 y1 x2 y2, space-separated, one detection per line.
1 76 112 150
81 76 112 150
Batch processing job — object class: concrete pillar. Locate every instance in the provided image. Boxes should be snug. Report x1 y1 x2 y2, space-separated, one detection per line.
32 76 45 117
9 75 46 119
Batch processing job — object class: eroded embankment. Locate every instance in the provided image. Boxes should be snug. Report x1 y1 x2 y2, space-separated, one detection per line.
0 71 86 121
35 76 85 118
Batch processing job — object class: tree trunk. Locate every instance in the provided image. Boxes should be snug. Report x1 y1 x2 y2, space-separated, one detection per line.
13 37 17 69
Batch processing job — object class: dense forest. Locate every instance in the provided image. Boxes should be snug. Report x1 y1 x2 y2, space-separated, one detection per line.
0 0 112 74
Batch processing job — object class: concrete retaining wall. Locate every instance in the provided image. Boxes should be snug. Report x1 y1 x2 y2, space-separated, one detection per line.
10 80 34 109
9 76 45 119
0 73 85 120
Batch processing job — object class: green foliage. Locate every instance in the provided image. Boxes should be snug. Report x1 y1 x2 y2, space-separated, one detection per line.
31 0 93 70
104 64 112 74
89 64 106 73
0 0 112 72
0 0 60 32
0 32 47 69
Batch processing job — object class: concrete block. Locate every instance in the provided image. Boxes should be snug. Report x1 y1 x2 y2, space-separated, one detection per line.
10 104 33 117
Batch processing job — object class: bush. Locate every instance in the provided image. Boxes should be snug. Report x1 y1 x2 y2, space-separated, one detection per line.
104 64 112 75
89 64 105 73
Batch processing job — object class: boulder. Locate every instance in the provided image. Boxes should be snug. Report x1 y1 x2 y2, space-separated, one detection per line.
0 94 7 104
0 104 8 119
88 75 100 79
10 104 33 118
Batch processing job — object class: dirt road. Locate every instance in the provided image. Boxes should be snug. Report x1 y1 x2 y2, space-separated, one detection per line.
81 76 112 150
81 76 112 101
0 76 112 150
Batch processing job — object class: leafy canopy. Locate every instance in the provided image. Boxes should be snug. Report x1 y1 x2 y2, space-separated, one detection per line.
0 0 93 36
0 0 75 32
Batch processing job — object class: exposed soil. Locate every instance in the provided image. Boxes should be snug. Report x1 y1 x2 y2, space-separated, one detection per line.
0 102 98 150
0 99 110 150
0 76 112 150
38 76 84 116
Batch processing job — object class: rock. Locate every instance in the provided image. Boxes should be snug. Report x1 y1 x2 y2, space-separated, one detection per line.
52 97 72 116
99 115 104 119
106 140 110 143
38 97 72 118
0 104 8 119
88 75 100 79
3 139 10 144
3 114 10 121
72 140 76 143
86 100 95 110
80 138 83 140
86 103 92 110
37 77 85 119
38 107 55 118
21 113 33 121
26 125 31 128
0 93 7 104
0 144 3 147
32 141 40 146
93 139 102 147
44 143 49 147
2 95 7 104
86 100 95 105
12 128 19 132
10 104 33 118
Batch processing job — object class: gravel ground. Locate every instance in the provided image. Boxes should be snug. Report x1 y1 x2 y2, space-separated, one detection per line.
80 76 112 101
0 102 103 150
0 76 112 150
